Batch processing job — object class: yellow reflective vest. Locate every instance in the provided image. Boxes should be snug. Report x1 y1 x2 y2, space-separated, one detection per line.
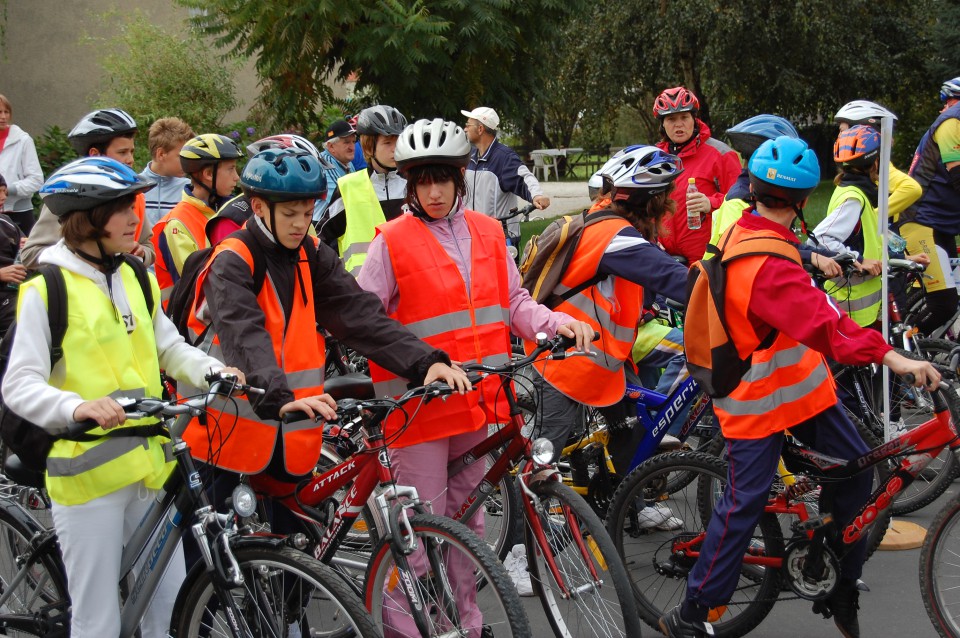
22 265 171 505
337 171 386 276
823 185 882 327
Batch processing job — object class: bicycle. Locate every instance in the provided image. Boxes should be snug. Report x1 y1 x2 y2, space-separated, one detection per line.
246 378 532 638
0 373 377 638
442 333 643 638
500 203 536 265
606 371 958 638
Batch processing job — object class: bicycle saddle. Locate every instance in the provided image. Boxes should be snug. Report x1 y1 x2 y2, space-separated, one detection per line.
3 454 45 490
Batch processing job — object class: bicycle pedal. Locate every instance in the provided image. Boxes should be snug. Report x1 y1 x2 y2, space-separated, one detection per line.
793 513 833 533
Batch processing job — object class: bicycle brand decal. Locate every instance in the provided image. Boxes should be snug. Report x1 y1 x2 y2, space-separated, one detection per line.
313 459 358 492
378 449 390 468
652 381 699 438
844 474 903 543
856 438 913 469
188 471 201 490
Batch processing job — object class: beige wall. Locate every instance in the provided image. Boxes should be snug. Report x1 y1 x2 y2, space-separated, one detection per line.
0 0 261 137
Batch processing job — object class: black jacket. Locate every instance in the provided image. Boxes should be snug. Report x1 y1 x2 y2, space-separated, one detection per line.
202 218 447 420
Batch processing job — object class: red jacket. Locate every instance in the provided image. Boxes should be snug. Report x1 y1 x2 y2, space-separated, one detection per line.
657 121 741 263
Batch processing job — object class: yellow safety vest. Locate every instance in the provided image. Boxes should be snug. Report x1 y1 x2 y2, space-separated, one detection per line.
823 185 882 327
337 171 386 276
22 265 171 506
708 197 752 251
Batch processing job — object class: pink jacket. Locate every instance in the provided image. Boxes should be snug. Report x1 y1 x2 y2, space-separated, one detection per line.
357 199 573 341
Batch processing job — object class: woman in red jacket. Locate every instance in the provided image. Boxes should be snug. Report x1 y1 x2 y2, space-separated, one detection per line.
653 86 741 264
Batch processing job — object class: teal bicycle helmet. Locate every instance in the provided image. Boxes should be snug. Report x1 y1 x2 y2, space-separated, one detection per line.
748 136 820 208
726 115 798 158
240 149 326 203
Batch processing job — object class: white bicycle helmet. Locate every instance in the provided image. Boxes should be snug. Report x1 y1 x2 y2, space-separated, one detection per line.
246 134 323 162
834 100 897 129
394 119 471 175
40 157 156 217
598 145 683 198
356 105 408 136
68 108 138 155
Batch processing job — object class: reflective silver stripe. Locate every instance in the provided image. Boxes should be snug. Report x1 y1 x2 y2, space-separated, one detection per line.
594 351 625 373
714 363 830 417
404 304 508 340
841 288 883 312
109 388 147 400
286 368 324 389
283 418 322 433
741 345 807 383
562 292 636 343
829 272 878 288
160 287 172 302
373 378 409 398
341 242 371 263
46 437 151 478
479 353 511 367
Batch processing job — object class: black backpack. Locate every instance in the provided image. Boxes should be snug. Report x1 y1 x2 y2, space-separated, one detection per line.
0 255 155 471
165 230 266 345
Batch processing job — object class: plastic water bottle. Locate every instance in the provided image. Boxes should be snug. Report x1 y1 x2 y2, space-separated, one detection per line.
887 231 907 254
6 250 21 290
686 178 701 230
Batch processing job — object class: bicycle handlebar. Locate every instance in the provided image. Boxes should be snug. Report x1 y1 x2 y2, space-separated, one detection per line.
65 373 265 438
502 203 537 222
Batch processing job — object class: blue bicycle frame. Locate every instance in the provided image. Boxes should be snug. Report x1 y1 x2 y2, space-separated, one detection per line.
623 375 714 472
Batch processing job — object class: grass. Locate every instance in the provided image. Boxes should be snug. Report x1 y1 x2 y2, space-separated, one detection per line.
518 179 836 249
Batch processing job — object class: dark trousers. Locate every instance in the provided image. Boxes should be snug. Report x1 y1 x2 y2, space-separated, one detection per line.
685 403 872 609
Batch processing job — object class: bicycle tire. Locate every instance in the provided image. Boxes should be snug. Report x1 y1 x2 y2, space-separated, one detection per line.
605 451 783 638
0 499 69 636
525 479 642 638
171 545 379 638
364 512 530 637
481 449 524 561
921 491 960 637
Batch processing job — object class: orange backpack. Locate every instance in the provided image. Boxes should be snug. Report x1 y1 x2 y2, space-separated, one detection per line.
684 229 800 397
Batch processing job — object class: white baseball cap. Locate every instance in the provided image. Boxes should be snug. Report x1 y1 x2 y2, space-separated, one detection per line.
460 107 500 131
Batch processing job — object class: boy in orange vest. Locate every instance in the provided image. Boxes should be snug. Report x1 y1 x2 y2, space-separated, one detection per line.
152 133 242 305
661 137 939 638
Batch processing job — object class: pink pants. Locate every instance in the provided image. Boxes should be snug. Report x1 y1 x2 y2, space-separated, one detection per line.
382 428 488 638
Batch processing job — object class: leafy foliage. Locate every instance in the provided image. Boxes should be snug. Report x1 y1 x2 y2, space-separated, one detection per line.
178 0 587 134
33 126 78 177
91 13 240 167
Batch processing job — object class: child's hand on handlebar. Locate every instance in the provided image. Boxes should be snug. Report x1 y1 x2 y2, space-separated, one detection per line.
810 252 842 278
882 351 941 388
557 321 595 353
218 367 247 386
279 394 338 422
73 397 127 430
425 362 472 394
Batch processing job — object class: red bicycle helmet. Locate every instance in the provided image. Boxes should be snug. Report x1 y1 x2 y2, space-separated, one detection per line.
653 87 700 119
834 125 881 168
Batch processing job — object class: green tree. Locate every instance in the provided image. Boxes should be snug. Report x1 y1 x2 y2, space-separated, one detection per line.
92 12 240 166
178 0 586 134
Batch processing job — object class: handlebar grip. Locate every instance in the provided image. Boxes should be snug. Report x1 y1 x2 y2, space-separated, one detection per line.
63 419 102 439
281 410 320 425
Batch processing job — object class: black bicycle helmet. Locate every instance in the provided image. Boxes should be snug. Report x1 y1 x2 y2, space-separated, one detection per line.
67 108 138 155
356 105 408 136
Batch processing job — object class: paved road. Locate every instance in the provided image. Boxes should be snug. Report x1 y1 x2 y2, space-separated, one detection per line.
521 482 954 637
534 181 592 219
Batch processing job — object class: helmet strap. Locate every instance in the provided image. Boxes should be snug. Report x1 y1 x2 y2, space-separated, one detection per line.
794 205 816 244
73 240 122 273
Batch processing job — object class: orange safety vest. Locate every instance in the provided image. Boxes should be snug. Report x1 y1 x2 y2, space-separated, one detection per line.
182 236 326 475
712 223 837 439
525 215 643 406
152 197 213 306
134 193 146 244
368 211 513 447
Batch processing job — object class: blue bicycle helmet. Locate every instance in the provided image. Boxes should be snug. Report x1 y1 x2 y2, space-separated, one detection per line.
726 115 798 158
240 149 326 203
748 136 820 207
40 156 156 217
940 77 960 102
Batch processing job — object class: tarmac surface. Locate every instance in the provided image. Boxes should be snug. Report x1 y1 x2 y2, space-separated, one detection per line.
529 181 592 219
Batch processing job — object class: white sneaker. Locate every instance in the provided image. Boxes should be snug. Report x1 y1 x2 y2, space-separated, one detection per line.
503 543 534 596
659 434 683 450
637 503 684 531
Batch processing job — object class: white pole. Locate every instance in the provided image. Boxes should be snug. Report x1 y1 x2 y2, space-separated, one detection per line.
879 115 894 443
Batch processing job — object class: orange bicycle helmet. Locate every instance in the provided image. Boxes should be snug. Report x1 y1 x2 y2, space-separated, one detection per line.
833 125 881 168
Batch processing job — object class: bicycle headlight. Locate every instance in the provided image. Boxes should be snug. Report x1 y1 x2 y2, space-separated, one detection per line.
531 437 555 466
231 484 258 518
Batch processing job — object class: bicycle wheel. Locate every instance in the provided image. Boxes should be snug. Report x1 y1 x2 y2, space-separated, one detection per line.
605 451 783 638
525 479 642 638
172 545 378 638
364 512 529 637
0 499 69 632
920 492 960 637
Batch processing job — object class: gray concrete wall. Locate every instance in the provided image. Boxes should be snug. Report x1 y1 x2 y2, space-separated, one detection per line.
0 0 262 137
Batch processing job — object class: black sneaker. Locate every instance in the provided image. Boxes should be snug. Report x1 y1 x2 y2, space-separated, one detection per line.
659 604 715 637
812 580 860 638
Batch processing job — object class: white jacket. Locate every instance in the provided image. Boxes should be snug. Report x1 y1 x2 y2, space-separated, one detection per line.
0 125 44 213
2 241 223 433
